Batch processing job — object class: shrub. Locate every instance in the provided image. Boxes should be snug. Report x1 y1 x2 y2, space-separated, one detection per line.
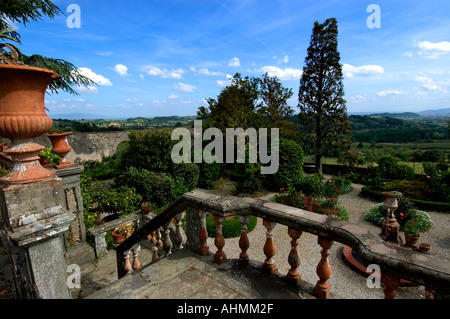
95 186 142 217
293 174 323 197
332 177 354 194
274 187 314 211
211 177 235 196
267 138 304 190
196 152 223 189
233 175 262 196
173 162 199 191
376 155 414 181
382 180 432 201
82 157 119 180
118 129 176 174
205 215 258 238
364 203 386 227
118 167 175 207
364 198 432 233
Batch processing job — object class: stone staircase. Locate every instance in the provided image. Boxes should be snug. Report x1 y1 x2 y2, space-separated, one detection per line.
83 247 317 299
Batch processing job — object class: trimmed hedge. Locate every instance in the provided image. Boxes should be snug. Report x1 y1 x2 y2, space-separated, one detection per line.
361 186 450 212
206 215 258 238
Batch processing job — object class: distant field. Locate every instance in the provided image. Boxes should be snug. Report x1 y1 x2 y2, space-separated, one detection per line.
304 139 450 175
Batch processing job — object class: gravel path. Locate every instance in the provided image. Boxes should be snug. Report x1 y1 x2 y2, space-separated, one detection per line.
206 178 450 299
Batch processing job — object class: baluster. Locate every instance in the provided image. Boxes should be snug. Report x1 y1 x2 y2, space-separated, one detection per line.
174 212 185 250
163 221 173 256
147 231 156 243
314 236 333 299
199 210 209 256
123 249 132 274
152 246 159 261
213 214 226 265
262 219 277 273
238 215 250 267
287 228 302 284
131 245 141 270
381 273 400 299
156 228 163 246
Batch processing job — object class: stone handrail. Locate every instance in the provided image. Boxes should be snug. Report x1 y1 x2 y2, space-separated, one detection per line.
88 213 142 258
115 190 450 298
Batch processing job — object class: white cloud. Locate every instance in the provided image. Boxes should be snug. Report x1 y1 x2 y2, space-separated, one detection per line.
417 41 450 59
76 85 99 94
216 74 234 87
259 66 302 81
343 64 384 78
76 67 112 86
229 57 240 67
168 94 179 99
282 55 289 63
174 82 196 93
190 67 223 76
422 84 447 93
113 64 128 76
414 76 433 83
377 90 404 97
143 65 185 79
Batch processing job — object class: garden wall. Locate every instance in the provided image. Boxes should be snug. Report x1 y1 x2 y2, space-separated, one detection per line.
35 131 131 163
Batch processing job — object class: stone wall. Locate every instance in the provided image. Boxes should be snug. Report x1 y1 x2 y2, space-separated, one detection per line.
34 131 131 163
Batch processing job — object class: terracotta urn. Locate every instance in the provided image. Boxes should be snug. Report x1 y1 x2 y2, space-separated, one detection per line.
380 191 402 243
46 131 75 168
0 64 61 184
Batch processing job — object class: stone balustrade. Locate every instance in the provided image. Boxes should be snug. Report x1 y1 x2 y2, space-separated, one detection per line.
115 190 450 299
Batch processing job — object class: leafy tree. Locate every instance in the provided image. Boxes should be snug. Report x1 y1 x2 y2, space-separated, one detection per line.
256 72 294 128
197 73 259 131
0 0 95 94
298 18 352 174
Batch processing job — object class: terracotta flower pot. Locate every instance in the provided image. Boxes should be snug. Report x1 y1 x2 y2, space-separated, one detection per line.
111 230 126 245
0 64 61 184
47 131 75 168
404 233 420 248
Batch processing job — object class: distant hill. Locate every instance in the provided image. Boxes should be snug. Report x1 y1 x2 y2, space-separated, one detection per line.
368 112 421 119
417 108 450 117
49 113 123 120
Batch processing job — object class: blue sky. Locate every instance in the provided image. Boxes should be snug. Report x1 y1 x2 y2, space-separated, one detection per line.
11 0 450 118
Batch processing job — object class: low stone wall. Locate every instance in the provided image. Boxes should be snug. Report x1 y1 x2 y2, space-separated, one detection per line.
36 131 130 163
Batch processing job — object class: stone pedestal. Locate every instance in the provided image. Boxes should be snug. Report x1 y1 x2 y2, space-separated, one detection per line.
55 165 86 245
0 177 75 299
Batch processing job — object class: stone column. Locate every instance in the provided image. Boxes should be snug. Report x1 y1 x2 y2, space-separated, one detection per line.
0 177 75 299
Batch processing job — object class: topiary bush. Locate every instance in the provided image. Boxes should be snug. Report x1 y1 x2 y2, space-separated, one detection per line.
265 138 304 190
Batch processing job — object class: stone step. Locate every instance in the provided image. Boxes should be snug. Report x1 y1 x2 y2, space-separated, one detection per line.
65 242 96 266
85 248 318 300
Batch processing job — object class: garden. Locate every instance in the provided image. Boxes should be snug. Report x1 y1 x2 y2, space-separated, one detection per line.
78 129 360 247
72 123 450 252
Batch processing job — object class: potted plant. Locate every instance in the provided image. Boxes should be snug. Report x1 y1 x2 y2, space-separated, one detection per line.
141 202 152 215
38 147 61 168
111 222 135 245
403 211 433 248
403 219 421 248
